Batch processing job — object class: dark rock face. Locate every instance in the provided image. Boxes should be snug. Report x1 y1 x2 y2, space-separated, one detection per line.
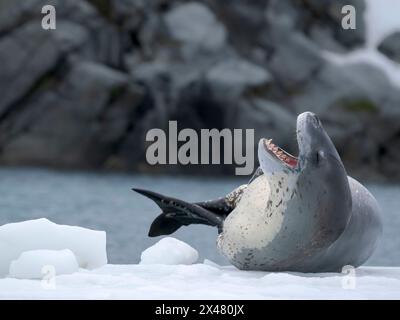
0 0 399 181
0 61 143 168
267 32 324 89
0 21 87 118
302 0 367 50
290 62 400 180
378 32 400 64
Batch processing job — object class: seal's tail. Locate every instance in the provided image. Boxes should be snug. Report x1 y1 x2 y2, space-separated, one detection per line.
132 188 225 237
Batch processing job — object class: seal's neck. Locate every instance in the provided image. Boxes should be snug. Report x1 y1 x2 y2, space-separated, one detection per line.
265 171 298 216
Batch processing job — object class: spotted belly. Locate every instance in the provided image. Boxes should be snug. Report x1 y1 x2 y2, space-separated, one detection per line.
217 174 290 263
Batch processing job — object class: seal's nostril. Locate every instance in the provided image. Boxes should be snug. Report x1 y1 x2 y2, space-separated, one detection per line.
313 117 318 126
307 115 320 128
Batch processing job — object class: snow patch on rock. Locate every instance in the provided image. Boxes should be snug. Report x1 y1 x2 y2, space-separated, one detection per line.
165 2 226 51
206 58 271 88
324 0 400 87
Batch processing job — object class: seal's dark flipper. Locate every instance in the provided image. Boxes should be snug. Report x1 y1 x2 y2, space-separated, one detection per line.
148 212 216 237
132 188 225 237
148 213 183 237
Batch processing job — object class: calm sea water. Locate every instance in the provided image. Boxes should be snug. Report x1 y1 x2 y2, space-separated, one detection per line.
0 167 398 266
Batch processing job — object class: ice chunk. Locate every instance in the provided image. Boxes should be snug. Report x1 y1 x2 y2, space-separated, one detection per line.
9 249 79 279
140 237 198 265
0 218 107 276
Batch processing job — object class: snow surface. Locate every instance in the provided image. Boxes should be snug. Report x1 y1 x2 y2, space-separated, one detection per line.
1 264 399 299
0 223 397 299
0 218 107 276
140 237 199 265
9 249 79 279
324 0 400 86
0 219 398 299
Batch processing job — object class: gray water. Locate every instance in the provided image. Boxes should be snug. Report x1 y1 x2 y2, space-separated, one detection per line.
0 168 398 266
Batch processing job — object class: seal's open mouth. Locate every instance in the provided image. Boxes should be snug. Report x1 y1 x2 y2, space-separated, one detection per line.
264 139 298 169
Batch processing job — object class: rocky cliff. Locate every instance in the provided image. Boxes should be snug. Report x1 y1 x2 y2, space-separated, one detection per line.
0 0 399 181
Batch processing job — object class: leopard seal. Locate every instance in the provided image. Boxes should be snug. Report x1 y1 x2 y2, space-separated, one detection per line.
133 112 382 272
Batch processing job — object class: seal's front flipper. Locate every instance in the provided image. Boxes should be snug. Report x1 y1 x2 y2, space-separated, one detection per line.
132 188 224 237
195 198 234 217
196 183 248 216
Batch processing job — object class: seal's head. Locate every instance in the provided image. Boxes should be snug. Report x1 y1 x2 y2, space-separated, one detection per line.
259 111 346 183
258 111 351 246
